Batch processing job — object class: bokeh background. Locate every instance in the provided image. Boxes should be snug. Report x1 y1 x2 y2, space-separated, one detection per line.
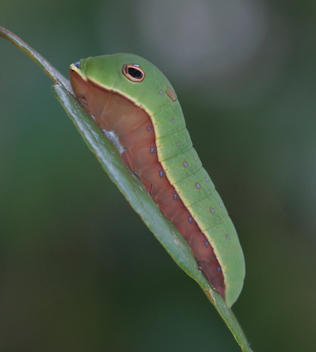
1 0 316 351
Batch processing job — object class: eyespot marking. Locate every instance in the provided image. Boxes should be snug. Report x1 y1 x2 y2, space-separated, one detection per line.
186 138 189 142
171 118 175 123
176 142 180 146
159 170 164 177
205 241 209 247
188 217 193 223
226 235 230 240
183 161 188 168
159 90 163 94
173 193 178 200
166 86 177 101
219 202 223 208
217 267 221 272
194 156 197 161
195 183 201 189
210 208 215 214
150 147 155 154
122 64 145 82
234 230 237 235
205 177 209 182
147 126 151 131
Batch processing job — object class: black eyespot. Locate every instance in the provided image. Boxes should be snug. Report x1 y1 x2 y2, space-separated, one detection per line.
128 67 143 79
122 64 145 82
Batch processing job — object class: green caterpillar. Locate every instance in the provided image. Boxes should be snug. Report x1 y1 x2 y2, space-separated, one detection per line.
69 54 245 307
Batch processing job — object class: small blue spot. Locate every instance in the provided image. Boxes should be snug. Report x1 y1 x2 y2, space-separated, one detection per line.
217 267 221 272
73 61 81 69
226 235 230 240
183 161 188 167
150 147 155 154
195 183 201 189
171 118 175 123
219 202 223 208
194 156 197 161
147 126 151 131
159 91 163 94
205 177 209 182
188 217 193 223
210 208 215 214
159 170 164 177
205 241 209 247
173 193 178 200
186 138 189 142
176 142 179 146
234 230 237 235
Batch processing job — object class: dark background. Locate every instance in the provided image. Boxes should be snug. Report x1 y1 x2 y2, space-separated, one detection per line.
1 0 316 351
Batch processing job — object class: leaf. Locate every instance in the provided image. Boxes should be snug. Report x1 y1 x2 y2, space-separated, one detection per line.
0 26 253 352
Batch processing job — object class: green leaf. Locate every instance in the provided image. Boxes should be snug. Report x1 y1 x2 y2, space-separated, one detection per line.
0 26 253 352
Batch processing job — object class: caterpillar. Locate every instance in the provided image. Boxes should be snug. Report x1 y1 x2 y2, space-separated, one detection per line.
69 54 245 307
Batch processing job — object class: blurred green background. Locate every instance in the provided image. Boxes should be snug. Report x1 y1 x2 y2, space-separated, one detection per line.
1 0 316 351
